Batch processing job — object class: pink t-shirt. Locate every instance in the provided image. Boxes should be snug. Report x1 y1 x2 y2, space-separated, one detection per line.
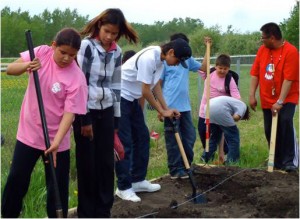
199 71 240 118
17 45 88 152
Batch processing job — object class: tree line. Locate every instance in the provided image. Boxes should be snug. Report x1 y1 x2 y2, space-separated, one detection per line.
1 3 298 58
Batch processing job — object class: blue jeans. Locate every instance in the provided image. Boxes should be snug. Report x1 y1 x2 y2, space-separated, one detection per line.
198 117 229 154
202 124 240 163
164 111 196 175
115 98 150 190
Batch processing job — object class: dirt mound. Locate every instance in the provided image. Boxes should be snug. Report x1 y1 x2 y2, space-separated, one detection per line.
110 165 299 218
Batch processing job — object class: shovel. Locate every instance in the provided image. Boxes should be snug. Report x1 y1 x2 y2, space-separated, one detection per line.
172 119 207 204
25 30 63 217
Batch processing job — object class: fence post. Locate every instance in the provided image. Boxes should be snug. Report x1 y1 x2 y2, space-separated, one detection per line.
236 57 241 75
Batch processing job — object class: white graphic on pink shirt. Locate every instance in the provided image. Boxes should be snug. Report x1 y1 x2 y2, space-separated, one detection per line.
51 82 61 93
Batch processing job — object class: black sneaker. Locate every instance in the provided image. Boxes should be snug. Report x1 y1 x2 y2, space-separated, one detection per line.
283 165 298 173
170 170 189 179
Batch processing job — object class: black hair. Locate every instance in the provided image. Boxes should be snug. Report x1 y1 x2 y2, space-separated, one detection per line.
215 54 231 67
260 22 282 40
170 33 189 43
122 50 136 64
54 28 81 50
242 106 250 121
161 41 174 55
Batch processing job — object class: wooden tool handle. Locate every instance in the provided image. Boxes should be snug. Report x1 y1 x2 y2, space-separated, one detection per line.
175 133 190 169
267 113 278 172
205 42 211 153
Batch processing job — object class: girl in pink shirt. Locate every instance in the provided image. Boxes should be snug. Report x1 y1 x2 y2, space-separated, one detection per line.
1 28 88 218
198 54 240 162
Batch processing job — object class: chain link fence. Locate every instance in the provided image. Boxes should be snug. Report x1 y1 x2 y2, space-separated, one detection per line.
196 55 256 74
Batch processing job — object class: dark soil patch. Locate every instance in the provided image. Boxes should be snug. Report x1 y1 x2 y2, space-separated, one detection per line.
110 165 299 218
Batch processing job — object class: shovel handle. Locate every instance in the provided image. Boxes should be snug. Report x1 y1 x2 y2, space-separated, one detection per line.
25 30 63 217
267 113 278 172
174 132 190 169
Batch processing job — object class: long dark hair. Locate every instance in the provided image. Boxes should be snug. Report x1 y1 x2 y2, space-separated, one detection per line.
80 8 138 44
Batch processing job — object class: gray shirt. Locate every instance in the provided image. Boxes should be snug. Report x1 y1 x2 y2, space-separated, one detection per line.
206 96 247 127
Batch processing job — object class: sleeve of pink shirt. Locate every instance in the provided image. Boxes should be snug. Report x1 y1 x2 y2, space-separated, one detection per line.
229 78 241 99
198 70 207 80
20 45 47 62
64 73 88 115
198 80 207 118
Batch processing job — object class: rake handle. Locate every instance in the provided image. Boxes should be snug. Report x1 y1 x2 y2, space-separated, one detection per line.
205 42 211 153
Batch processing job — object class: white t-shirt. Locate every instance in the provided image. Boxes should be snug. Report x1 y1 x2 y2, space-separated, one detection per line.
121 46 163 101
207 96 247 127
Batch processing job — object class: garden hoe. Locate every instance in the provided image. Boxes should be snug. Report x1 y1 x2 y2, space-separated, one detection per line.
172 119 207 204
25 30 63 218
267 111 278 172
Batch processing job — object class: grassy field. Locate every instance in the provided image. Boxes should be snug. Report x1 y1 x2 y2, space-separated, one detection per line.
1 66 299 217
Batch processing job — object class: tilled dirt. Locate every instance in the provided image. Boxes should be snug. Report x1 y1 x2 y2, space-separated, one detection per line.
110 165 299 218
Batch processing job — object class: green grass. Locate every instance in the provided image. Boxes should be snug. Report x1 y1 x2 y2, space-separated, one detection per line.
1 65 299 217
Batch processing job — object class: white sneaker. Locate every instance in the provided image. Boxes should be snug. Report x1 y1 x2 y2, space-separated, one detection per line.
115 188 141 202
132 180 161 193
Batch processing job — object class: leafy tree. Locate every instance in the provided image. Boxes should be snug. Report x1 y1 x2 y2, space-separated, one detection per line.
189 26 222 57
242 32 261 54
1 7 89 57
1 7 32 56
280 1 299 48
1 6 298 57
220 32 261 55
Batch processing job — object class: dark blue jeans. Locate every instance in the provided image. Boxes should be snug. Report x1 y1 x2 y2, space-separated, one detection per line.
202 124 240 163
263 103 298 169
164 111 195 175
198 117 229 157
115 98 150 190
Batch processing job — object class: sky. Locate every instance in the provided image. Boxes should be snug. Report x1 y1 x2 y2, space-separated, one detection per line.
1 0 298 33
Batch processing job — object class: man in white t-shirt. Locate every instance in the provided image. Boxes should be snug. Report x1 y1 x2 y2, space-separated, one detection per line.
115 39 192 202
205 96 250 163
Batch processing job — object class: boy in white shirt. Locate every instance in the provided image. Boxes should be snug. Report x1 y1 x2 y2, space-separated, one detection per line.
115 38 191 202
